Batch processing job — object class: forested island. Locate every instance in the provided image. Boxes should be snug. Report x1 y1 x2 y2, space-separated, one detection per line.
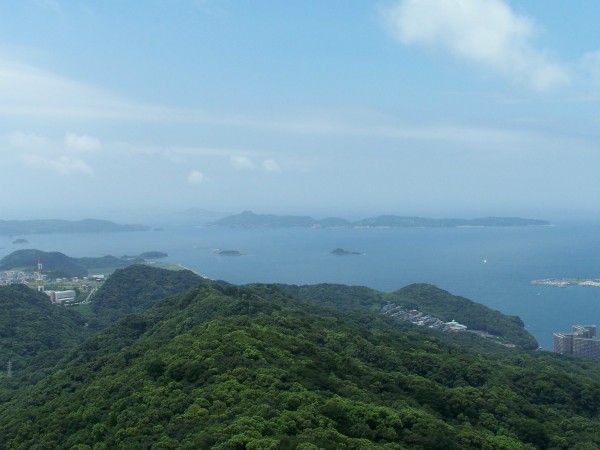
0 218 150 235
2 264 600 448
210 210 550 229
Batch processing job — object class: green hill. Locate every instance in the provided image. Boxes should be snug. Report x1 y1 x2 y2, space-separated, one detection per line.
279 282 537 349
0 249 146 278
0 266 207 391
89 265 208 330
0 249 89 278
1 275 600 449
389 284 538 350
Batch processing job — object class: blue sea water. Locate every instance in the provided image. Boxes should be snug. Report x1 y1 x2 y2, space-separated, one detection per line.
2 220 599 350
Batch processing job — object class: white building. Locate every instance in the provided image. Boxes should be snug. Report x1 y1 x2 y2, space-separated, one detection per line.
45 290 77 305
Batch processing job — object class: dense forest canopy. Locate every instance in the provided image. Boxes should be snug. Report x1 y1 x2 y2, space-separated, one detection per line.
0 266 599 449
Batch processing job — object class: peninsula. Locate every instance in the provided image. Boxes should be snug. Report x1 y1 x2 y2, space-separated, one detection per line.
209 210 550 229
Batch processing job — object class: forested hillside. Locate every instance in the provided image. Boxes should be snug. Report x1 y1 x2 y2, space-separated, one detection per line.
89 265 208 330
280 282 537 349
0 266 208 391
1 277 600 449
0 284 90 388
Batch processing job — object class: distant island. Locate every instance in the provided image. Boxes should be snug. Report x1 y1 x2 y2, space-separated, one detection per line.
12 238 29 244
209 210 550 229
139 251 168 259
331 248 361 256
0 218 150 235
216 250 243 256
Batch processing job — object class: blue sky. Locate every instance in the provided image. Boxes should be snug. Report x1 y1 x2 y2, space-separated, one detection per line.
1 0 600 221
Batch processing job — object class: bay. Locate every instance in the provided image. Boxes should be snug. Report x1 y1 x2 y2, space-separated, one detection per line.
2 220 599 350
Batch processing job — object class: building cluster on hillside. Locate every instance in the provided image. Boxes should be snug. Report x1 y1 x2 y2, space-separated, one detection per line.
0 270 37 285
381 303 507 344
381 303 466 332
554 325 600 359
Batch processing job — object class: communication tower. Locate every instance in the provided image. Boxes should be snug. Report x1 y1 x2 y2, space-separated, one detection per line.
37 257 44 292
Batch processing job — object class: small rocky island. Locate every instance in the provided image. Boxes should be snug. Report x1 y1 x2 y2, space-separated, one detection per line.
216 250 243 256
331 248 361 256
12 238 29 245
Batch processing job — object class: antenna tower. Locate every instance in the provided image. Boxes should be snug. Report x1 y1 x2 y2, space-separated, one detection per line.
37 257 44 292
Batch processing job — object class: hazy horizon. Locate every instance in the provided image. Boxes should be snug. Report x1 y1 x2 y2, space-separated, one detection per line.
2 1 600 221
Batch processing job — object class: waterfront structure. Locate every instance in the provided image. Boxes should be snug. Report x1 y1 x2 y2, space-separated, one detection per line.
554 325 600 359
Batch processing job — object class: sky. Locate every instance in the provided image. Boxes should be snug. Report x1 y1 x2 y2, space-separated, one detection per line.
1 0 600 221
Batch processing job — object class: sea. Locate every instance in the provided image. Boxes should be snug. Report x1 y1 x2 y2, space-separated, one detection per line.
2 219 600 350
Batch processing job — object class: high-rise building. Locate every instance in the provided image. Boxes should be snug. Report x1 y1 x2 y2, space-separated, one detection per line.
553 332 574 355
553 325 600 359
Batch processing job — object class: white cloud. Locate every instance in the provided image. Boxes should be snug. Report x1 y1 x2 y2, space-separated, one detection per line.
21 154 93 176
187 170 206 184
230 155 255 170
65 132 102 152
262 159 281 172
383 0 570 91
7 131 48 148
0 59 184 121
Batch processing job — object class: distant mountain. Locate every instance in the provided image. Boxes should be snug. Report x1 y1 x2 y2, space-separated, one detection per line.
0 218 150 235
210 211 550 228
